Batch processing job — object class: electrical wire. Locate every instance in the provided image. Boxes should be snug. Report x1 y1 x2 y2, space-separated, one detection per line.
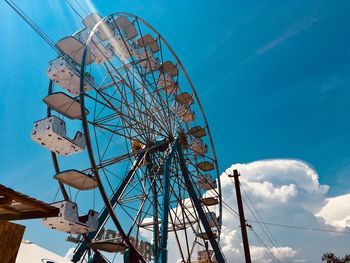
240 184 292 263
250 228 280 263
221 166 350 263
223 168 290 262
64 0 84 20
4 0 59 53
249 220 350 235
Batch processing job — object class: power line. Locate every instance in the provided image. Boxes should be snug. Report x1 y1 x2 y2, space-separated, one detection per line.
4 0 59 53
240 184 292 263
225 169 290 262
250 220 350 235
250 228 280 263
64 0 84 20
72 0 90 16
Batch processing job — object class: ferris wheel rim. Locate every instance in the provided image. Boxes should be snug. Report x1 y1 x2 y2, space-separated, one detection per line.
115 11 222 237
47 12 223 262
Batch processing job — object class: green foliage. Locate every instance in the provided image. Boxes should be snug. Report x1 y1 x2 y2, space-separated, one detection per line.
322 253 350 263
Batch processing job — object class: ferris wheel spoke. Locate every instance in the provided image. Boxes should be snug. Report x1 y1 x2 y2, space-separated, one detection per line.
91 121 136 141
168 207 186 262
131 36 171 134
104 59 154 129
92 82 149 140
94 89 169 141
110 21 173 134
167 174 200 261
125 177 155 238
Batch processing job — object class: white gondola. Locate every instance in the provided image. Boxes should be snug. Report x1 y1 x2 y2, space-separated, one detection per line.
188 126 206 138
196 231 218 241
201 197 219 206
43 92 88 120
111 16 138 40
158 72 178 94
82 13 103 29
176 104 195 122
135 45 159 72
42 201 99 234
54 170 97 190
56 36 93 66
134 45 152 60
109 35 137 61
204 212 219 228
82 13 114 41
181 111 195 122
74 28 113 64
197 161 214 172
31 116 85 156
198 174 217 191
90 237 127 253
47 56 96 96
137 34 159 53
198 250 214 262
189 138 208 155
140 56 159 73
176 92 194 106
161 61 178 76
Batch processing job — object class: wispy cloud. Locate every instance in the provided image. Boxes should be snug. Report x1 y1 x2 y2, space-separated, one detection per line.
257 15 322 55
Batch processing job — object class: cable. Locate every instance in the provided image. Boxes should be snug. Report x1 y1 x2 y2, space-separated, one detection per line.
4 0 59 53
223 168 291 262
250 220 350 235
240 184 292 263
72 0 90 16
250 228 280 263
64 0 84 20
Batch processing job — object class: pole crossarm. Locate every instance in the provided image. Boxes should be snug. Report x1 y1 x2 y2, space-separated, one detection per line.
176 144 226 263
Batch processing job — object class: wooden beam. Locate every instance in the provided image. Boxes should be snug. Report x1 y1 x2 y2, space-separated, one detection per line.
0 187 48 212
1 206 21 215
0 197 12 207
0 185 60 220
0 208 59 221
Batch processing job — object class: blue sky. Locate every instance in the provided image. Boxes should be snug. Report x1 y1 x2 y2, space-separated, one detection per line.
1 0 350 261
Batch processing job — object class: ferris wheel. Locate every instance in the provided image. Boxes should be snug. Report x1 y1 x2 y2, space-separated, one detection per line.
31 12 225 263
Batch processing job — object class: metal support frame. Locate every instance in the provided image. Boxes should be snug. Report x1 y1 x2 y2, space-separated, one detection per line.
146 161 159 263
76 47 146 263
156 140 178 263
47 79 70 201
177 144 226 263
72 152 146 262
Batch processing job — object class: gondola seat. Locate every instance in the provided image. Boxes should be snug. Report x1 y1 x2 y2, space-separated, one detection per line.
31 116 85 156
42 201 99 234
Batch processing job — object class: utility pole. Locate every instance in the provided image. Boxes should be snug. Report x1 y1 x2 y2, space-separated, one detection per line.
230 169 251 263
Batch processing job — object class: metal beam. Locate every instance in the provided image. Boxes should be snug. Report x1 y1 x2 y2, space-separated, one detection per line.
176 144 226 263
72 152 146 262
157 140 178 263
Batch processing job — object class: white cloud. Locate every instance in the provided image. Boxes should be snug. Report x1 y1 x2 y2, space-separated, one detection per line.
250 246 297 263
242 180 297 203
316 193 350 229
219 159 349 262
140 159 349 262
